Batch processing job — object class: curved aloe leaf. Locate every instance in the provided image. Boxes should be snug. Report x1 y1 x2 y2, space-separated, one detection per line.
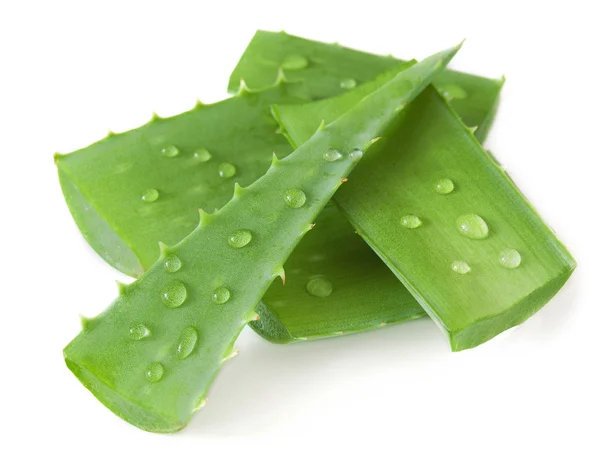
63 44 461 432
277 86 576 351
229 30 504 141
56 83 303 276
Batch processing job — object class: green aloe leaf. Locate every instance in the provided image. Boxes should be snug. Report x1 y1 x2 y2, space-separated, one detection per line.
63 44 461 432
275 85 576 351
56 83 303 276
229 30 504 141
252 202 426 342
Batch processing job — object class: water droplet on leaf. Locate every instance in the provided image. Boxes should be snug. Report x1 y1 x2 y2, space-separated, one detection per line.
176 327 198 360
218 162 236 179
499 249 521 269
160 280 187 308
451 260 471 274
228 229 252 248
306 277 333 297
400 214 422 229
435 178 454 194
164 254 181 273
439 84 468 100
283 188 306 208
281 54 308 70
349 148 363 161
212 286 231 304
340 78 356 89
456 214 489 239
146 362 164 382
141 188 159 203
129 323 150 340
161 145 180 157
323 149 342 162
193 148 212 162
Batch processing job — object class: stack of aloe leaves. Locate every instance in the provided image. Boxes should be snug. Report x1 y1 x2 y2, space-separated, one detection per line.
57 31 576 433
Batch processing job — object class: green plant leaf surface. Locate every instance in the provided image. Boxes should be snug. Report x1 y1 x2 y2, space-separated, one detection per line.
252 203 427 342
57 32 502 343
56 84 304 275
229 30 504 141
256 66 435 342
63 45 461 432
276 86 576 351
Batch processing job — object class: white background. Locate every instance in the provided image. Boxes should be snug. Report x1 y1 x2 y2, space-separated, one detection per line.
1 1 598 464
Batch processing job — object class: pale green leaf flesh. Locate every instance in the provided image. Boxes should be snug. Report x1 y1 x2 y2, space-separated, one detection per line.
63 46 460 432
57 33 502 342
276 86 576 351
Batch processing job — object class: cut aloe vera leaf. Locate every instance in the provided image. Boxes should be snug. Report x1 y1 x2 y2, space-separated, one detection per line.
56 83 304 276
252 203 426 342
229 30 504 141
277 86 576 351
63 45 462 432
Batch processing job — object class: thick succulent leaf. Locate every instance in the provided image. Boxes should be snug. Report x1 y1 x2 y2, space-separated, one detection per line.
55 84 304 276
277 86 576 351
252 203 426 342
229 30 504 141
63 45 461 432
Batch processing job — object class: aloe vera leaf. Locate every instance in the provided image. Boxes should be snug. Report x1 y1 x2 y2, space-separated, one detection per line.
252 203 427 342
63 44 461 432
228 30 504 141
55 83 304 276
277 86 576 351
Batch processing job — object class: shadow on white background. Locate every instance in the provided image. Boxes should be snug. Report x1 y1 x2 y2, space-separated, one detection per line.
183 272 580 436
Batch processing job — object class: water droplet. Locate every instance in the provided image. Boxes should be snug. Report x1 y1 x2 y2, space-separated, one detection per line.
228 229 252 248
323 148 342 162
306 277 333 298
434 178 454 194
349 148 363 161
176 327 198 360
499 249 521 269
161 145 180 157
400 214 422 229
160 280 187 308
193 148 212 162
451 260 471 274
141 188 159 203
340 78 356 89
164 254 181 273
212 286 231 304
129 323 150 340
456 214 489 239
283 188 306 208
218 162 236 179
281 54 308 70
439 84 468 100
146 362 164 382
